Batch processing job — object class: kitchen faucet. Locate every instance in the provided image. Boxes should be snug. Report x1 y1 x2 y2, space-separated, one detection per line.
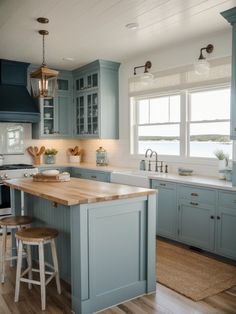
144 149 153 171
150 150 158 172
144 148 153 158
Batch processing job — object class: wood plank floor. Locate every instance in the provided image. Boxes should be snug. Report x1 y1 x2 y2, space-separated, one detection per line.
0 237 235 313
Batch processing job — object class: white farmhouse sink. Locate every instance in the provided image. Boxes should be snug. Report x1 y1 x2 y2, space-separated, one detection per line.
110 170 150 188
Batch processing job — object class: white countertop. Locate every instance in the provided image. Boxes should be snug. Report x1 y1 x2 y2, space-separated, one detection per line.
38 162 236 192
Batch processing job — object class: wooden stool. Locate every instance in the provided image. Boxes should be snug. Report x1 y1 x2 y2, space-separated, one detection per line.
14 227 61 311
0 216 32 283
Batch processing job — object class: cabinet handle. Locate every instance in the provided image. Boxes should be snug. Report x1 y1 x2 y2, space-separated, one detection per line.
91 175 97 179
210 215 215 219
190 202 198 206
160 183 166 186
217 216 221 220
191 192 199 197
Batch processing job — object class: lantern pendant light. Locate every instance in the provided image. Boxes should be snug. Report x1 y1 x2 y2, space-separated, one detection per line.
30 17 59 99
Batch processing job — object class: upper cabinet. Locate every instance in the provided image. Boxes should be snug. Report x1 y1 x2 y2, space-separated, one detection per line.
32 70 73 139
221 8 236 139
73 60 120 139
32 60 120 139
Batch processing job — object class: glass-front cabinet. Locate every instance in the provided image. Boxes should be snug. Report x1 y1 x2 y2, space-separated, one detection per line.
75 91 98 136
73 60 120 139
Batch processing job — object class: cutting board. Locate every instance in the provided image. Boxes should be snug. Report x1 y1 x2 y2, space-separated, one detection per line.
33 172 70 182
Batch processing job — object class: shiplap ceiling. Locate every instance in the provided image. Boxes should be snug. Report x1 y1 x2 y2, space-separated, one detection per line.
0 0 235 69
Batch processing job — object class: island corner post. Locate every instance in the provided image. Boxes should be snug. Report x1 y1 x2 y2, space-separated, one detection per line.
8 179 156 314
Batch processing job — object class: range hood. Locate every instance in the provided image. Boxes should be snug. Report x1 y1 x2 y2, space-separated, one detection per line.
0 59 40 123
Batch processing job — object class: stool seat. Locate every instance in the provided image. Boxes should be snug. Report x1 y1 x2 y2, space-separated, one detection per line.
0 216 32 226
16 227 58 243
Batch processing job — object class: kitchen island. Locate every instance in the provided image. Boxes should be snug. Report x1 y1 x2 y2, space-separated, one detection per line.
5 178 156 314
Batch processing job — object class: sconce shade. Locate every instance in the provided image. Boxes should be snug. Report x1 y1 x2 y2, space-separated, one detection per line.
194 59 210 75
30 65 59 98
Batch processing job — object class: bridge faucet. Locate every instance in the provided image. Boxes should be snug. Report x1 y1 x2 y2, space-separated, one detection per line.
150 151 158 172
144 149 153 158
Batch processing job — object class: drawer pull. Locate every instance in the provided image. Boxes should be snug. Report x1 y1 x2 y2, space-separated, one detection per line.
191 193 199 197
190 202 198 206
210 215 215 219
160 183 166 186
217 216 221 220
91 175 97 179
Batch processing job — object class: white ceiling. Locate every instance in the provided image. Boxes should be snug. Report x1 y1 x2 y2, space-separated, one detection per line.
0 0 235 70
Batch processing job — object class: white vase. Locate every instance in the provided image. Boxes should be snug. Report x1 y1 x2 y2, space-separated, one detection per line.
69 155 81 163
218 159 226 179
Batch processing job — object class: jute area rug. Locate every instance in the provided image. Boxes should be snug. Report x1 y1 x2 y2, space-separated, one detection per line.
156 240 236 301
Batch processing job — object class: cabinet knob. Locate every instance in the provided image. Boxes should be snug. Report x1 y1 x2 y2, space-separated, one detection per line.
217 216 221 220
190 202 198 206
210 215 215 219
191 192 199 197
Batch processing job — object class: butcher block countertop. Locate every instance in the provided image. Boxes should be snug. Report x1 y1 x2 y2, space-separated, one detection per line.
4 177 156 206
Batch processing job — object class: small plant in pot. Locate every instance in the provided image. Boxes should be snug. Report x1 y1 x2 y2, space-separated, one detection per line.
214 150 227 179
44 148 58 164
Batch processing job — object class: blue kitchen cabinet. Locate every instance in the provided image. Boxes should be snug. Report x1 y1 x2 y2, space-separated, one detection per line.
151 180 177 239
73 60 120 139
178 185 216 251
32 70 73 138
221 8 236 139
216 191 236 259
71 167 110 182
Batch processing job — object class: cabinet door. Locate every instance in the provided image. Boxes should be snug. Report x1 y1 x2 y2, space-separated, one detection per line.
152 181 177 239
75 95 86 135
87 92 98 135
178 201 215 251
56 93 73 137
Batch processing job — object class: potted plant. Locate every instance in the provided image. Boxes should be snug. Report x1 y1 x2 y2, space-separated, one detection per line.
214 150 226 179
44 148 58 164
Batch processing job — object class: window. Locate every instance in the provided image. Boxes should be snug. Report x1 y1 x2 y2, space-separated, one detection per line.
188 88 231 158
136 95 181 155
131 86 232 159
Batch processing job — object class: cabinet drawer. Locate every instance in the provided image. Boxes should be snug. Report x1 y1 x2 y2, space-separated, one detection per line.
151 180 176 190
219 191 236 209
179 185 216 206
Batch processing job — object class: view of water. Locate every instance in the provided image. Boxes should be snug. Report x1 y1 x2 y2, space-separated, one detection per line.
139 141 232 158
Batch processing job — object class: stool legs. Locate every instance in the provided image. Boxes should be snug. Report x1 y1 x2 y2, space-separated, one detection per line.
26 245 32 290
1 226 7 283
39 242 46 311
51 239 61 295
14 240 23 302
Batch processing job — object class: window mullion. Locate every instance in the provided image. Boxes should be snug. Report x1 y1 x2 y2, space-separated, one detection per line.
180 91 187 157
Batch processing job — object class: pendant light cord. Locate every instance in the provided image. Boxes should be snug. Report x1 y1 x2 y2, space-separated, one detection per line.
42 34 46 66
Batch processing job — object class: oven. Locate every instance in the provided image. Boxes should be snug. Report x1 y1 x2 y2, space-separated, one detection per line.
0 164 38 218
0 183 11 217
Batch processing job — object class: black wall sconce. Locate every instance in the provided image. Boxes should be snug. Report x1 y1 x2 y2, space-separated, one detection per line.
134 61 152 75
194 44 214 75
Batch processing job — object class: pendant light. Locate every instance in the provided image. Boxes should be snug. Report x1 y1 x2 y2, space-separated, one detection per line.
30 17 59 99
194 44 214 75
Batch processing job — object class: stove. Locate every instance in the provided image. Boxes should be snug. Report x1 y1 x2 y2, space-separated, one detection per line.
0 164 38 182
0 164 38 219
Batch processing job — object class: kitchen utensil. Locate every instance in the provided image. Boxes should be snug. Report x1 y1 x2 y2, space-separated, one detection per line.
27 146 45 165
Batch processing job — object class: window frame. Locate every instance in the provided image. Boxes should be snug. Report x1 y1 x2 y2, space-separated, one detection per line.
130 83 232 163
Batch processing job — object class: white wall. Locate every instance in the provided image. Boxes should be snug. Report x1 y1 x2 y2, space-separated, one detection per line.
81 29 233 177
4 29 233 176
